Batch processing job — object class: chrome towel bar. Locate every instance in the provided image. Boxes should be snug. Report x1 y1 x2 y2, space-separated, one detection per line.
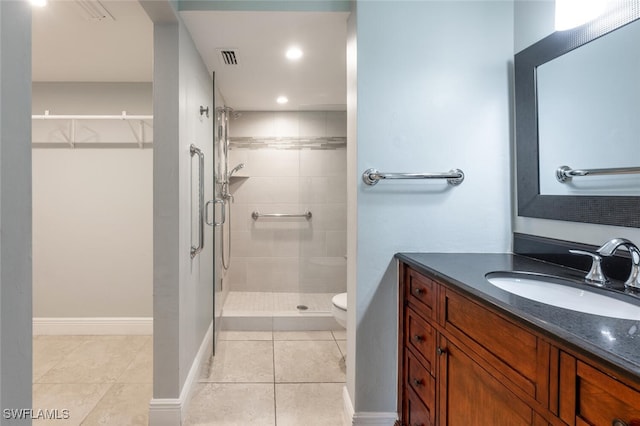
362 168 464 186
556 165 640 183
252 211 312 220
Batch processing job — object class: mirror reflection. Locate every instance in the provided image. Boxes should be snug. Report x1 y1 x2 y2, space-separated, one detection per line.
537 18 640 196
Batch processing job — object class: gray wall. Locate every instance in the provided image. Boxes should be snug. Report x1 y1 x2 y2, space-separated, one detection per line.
512 0 640 245
145 2 215 401
32 83 153 318
350 0 513 413
0 0 33 421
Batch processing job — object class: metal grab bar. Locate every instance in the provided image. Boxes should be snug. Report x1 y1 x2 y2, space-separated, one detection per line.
556 165 640 183
190 144 205 258
362 168 464 186
251 211 312 220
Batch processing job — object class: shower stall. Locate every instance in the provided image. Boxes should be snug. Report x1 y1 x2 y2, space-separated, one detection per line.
214 109 347 330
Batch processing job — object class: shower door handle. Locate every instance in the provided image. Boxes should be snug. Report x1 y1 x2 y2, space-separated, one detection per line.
206 199 226 227
190 144 205 259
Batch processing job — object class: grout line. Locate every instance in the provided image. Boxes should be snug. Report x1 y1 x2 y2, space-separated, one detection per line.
272 332 277 426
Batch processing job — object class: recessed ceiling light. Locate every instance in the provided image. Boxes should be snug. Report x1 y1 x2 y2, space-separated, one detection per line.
276 96 289 105
285 47 303 61
31 0 48 7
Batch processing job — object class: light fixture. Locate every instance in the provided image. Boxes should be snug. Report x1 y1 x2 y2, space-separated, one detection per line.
276 96 289 105
555 0 607 31
30 0 48 7
285 47 303 61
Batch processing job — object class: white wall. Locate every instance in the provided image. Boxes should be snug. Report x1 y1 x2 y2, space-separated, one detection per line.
350 0 513 415
32 83 153 318
513 0 640 245
227 111 347 295
0 0 33 417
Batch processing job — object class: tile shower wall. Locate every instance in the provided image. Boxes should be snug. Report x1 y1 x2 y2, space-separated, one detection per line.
227 111 347 294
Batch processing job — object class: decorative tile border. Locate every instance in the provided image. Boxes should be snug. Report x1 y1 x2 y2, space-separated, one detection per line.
230 136 346 150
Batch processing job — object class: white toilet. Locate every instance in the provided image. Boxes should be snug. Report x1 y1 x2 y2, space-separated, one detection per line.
331 292 347 328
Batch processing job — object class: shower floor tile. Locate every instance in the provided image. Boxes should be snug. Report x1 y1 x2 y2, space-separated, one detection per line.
223 291 334 313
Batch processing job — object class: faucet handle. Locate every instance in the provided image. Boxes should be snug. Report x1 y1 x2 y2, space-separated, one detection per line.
569 249 608 285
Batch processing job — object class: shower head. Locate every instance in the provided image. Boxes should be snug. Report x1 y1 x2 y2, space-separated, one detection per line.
228 163 245 177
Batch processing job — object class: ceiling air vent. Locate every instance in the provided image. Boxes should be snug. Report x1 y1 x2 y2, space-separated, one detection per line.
74 0 115 21
218 49 239 66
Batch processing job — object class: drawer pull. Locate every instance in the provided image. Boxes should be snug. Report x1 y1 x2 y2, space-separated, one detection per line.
413 334 424 343
437 347 447 356
614 420 640 426
412 378 424 387
413 287 425 296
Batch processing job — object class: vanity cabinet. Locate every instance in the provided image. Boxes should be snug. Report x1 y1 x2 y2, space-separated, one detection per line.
398 261 640 426
559 353 640 426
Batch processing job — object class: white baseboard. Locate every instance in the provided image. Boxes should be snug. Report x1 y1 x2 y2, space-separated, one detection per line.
352 412 398 425
342 385 355 426
342 386 397 426
149 321 214 426
148 399 181 426
33 317 153 335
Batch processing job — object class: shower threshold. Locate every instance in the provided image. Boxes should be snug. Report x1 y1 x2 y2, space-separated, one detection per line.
221 291 342 331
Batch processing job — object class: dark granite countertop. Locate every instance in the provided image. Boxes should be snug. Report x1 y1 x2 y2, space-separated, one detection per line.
395 252 640 384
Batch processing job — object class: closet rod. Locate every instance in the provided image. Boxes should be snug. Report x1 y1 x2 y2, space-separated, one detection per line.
32 113 152 120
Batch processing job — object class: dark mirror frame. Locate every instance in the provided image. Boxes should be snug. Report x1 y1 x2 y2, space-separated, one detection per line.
515 3 640 228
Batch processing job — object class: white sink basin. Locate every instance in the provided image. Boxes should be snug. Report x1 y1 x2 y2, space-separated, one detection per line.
485 272 640 321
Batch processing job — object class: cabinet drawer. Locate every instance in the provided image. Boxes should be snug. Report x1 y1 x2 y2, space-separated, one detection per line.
405 349 435 414
404 387 434 426
407 268 436 319
406 308 436 376
442 288 541 397
575 360 640 426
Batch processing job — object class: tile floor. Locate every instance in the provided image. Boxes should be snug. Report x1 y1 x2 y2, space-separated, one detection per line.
184 330 347 426
32 330 346 425
32 335 152 425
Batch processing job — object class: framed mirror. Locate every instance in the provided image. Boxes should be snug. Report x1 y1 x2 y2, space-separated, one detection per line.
515 2 640 227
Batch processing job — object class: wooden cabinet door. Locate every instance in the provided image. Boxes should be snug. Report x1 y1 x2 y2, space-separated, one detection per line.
560 352 640 426
438 337 536 426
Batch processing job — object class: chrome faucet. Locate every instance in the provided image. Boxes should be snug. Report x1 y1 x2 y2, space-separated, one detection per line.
568 249 607 285
596 238 640 289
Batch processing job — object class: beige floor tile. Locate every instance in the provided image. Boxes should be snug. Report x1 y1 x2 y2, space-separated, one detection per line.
275 383 344 426
273 331 334 341
81 383 152 426
116 338 152 384
37 336 146 384
33 337 87 383
32 383 111 426
218 331 273 341
184 383 275 426
204 341 274 383
336 340 347 359
274 341 345 383
332 330 347 340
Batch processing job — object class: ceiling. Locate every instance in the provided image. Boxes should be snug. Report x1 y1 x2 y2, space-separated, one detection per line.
32 0 153 82
181 10 348 111
32 1 347 111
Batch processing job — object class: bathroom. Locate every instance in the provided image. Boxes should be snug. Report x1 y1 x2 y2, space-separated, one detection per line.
2 0 640 424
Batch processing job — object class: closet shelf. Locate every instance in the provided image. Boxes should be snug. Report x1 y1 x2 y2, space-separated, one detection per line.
32 110 153 149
